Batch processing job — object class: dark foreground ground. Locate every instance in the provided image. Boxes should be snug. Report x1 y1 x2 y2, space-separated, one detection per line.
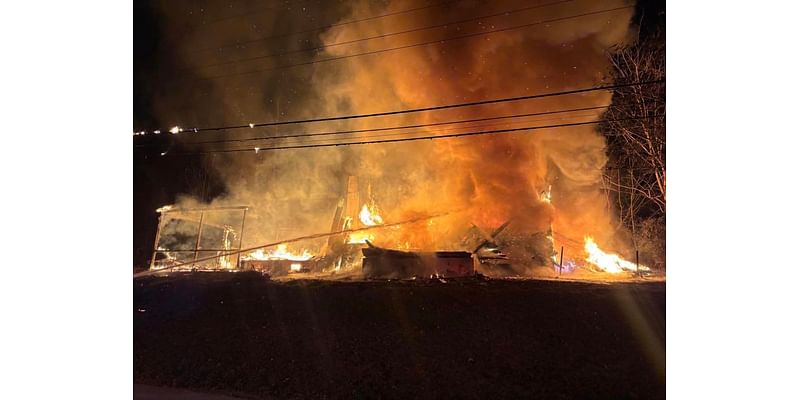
134 273 665 399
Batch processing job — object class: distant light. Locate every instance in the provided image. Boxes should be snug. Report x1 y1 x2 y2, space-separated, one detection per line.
160 151 167 156
154 130 161 134
169 126 180 134
193 128 198 133
254 147 260 154
249 123 255 128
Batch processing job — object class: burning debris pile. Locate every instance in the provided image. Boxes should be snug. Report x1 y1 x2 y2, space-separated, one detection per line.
240 245 315 276
146 175 650 280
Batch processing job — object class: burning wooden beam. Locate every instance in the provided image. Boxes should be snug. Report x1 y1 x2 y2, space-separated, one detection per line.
471 219 512 253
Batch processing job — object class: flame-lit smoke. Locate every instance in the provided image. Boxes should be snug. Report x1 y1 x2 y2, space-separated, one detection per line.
150 0 638 275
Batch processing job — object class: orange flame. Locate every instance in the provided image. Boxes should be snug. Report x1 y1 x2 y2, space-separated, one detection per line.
584 237 647 273
359 203 383 226
244 244 312 261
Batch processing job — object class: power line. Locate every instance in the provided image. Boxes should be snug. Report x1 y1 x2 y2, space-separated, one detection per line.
164 115 661 156
204 112 601 148
146 104 609 148
188 0 463 54
136 79 663 135
192 5 633 82
196 0 304 26
188 0 572 70
186 108 602 146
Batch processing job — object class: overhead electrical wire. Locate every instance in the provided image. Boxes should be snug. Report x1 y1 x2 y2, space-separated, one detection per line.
163 115 662 156
188 0 572 70
137 104 609 148
211 112 648 150
174 102 659 149
196 0 312 26
188 0 464 54
201 111 601 148
135 79 663 136
188 5 633 81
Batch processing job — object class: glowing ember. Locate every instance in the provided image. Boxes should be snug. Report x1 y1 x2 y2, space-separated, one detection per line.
359 203 383 226
244 244 312 261
584 237 648 273
156 246 175 262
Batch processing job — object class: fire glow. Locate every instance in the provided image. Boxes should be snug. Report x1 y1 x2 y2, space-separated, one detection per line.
347 203 383 243
244 244 312 261
348 231 375 244
584 237 648 273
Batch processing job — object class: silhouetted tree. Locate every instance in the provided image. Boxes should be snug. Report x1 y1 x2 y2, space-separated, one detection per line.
599 28 666 268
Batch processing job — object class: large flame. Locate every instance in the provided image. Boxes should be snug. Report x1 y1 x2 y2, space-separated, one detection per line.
244 244 313 261
584 237 647 273
349 203 382 244
359 203 383 226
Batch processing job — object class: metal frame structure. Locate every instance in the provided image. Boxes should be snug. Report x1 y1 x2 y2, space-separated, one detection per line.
150 205 248 271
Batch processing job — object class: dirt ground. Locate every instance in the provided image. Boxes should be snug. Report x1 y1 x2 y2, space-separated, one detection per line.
134 272 665 399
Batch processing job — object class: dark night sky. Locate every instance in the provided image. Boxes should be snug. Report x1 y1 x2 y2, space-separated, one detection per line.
133 0 665 267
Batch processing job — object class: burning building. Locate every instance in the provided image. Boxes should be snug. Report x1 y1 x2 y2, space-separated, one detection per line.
134 0 665 281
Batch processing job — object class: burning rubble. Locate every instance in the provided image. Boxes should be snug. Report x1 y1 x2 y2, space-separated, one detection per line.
145 175 650 280
240 245 316 276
